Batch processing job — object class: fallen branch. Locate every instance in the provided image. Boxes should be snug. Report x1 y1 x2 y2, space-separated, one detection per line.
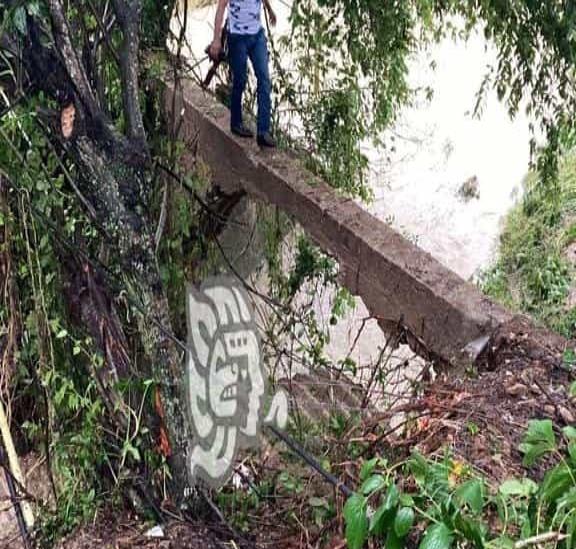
0 399 34 528
514 531 567 548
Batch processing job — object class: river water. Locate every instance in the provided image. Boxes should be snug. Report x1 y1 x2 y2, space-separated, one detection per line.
320 32 532 370
172 2 532 372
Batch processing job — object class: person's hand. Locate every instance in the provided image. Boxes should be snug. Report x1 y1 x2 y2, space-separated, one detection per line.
209 39 222 61
268 8 277 27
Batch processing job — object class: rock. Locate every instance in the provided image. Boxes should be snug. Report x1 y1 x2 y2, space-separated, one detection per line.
505 383 527 397
544 405 556 415
231 463 252 490
457 175 480 201
144 525 165 538
558 405 575 424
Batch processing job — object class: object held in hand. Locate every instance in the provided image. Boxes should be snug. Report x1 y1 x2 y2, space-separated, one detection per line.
203 21 229 89
205 43 226 63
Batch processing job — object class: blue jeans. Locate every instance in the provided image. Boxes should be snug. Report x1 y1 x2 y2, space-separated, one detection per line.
228 29 271 136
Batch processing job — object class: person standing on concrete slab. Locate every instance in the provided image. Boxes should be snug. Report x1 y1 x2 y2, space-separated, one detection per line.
210 0 277 148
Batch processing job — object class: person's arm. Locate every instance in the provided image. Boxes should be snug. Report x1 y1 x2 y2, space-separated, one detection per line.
263 0 276 27
209 0 229 59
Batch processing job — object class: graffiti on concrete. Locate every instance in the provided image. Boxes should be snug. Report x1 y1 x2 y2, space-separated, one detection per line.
185 277 288 489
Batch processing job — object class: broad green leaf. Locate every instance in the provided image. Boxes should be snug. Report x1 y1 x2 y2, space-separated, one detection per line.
369 485 400 537
369 503 394 536
360 458 378 481
570 381 576 398
419 523 453 549
408 452 429 485
520 517 532 539
569 442 576 465
400 494 415 507
361 474 386 495
394 507 415 538
343 494 368 549
519 419 556 467
383 483 399 510
386 529 404 549
563 426 576 441
455 479 484 514
499 478 538 497
541 463 573 503
453 513 484 549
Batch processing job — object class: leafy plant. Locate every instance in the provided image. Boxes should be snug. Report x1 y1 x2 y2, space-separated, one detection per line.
343 422 576 549
482 153 576 336
519 419 558 467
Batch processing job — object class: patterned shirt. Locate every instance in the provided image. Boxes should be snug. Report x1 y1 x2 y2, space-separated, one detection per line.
228 0 262 35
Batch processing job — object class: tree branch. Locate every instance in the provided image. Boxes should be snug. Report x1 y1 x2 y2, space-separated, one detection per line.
86 0 120 67
112 0 147 151
514 532 567 548
3 0 193 503
47 0 99 115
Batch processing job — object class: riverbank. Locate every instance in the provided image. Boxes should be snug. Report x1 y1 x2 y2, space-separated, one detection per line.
482 153 576 339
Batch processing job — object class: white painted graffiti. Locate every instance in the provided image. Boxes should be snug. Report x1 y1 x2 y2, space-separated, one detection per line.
185 277 288 489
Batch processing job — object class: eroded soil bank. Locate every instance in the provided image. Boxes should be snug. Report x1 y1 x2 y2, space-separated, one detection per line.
48 314 574 548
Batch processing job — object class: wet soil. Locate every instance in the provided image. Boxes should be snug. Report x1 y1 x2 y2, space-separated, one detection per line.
379 315 575 481
55 511 246 549
23 316 576 549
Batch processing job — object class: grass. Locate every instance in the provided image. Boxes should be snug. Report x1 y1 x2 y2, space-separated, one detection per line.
482 151 576 338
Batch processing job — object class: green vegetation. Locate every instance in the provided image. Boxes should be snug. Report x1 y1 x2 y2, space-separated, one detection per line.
482 153 576 337
4 0 576 544
343 419 576 549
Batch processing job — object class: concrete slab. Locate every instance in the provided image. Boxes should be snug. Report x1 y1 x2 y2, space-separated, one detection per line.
167 80 558 368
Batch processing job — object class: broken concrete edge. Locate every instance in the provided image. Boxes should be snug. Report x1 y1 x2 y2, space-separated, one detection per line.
165 78 574 370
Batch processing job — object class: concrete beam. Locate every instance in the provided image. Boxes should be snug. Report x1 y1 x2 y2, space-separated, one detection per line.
169 80 517 367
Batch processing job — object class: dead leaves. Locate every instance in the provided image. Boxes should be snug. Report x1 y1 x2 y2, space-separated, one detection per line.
155 388 172 458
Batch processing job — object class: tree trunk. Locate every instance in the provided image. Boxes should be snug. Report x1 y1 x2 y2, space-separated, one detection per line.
70 136 192 500
1 0 193 503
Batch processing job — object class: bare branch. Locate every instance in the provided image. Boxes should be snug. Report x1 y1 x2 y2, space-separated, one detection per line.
47 0 98 114
86 0 120 67
514 532 567 548
112 0 147 150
